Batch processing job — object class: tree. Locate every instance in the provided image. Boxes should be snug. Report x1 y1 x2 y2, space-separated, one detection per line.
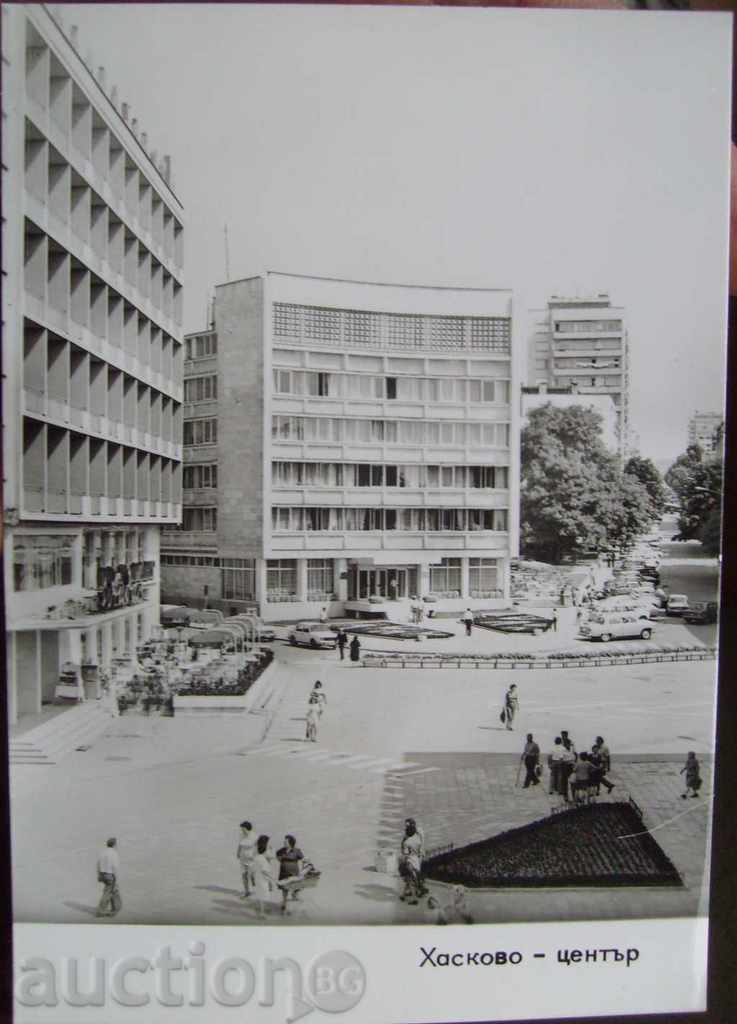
624 456 667 519
665 444 723 547
520 404 653 563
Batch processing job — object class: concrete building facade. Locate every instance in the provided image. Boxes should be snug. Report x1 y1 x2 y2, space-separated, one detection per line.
2 5 184 724
687 411 723 454
162 273 520 621
527 294 629 456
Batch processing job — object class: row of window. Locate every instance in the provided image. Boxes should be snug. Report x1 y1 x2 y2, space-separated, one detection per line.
272 369 511 404
271 507 508 532
273 303 511 352
183 418 218 446
272 416 510 447
23 223 183 381
183 464 218 489
271 462 508 489
25 25 183 262
184 375 218 403
184 333 217 361
429 556 499 593
554 376 621 390
553 320 622 334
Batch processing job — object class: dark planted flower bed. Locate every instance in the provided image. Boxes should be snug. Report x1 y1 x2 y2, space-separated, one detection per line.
424 803 683 889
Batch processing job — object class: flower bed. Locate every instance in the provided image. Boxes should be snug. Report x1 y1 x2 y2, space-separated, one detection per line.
177 649 274 697
424 803 683 889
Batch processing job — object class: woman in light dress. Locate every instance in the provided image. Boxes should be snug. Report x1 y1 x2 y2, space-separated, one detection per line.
251 835 277 918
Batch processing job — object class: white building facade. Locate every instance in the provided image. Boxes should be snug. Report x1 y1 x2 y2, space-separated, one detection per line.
163 273 520 622
527 294 630 456
2 6 184 724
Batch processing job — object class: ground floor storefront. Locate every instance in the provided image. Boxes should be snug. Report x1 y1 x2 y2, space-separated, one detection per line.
5 522 161 727
161 552 511 622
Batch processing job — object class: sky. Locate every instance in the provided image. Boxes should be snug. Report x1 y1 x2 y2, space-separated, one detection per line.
63 3 732 462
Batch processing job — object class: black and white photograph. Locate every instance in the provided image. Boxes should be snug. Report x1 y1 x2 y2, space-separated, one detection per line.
2 3 732 1023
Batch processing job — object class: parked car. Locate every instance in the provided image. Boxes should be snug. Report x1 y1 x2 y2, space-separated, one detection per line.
682 601 718 625
288 621 337 649
256 626 277 642
666 594 690 617
579 613 655 642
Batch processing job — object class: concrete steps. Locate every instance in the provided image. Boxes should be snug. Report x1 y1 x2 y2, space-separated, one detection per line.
10 702 112 766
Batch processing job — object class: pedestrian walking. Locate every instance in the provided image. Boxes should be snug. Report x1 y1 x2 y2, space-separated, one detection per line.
236 820 257 898
96 837 121 918
349 634 361 663
251 835 277 918
462 608 474 637
399 819 424 905
337 629 348 660
305 701 320 742
309 680 327 716
319 606 328 624
503 684 518 730
276 834 304 914
521 733 541 787
551 609 558 632
680 752 702 799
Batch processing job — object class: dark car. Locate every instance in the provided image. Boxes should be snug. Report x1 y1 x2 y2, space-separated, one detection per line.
682 601 719 625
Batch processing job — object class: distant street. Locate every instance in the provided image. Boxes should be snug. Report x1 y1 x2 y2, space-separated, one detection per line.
656 513 720 604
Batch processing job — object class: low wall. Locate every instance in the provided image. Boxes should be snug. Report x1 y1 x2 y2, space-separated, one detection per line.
362 648 717 671
173 659 279 715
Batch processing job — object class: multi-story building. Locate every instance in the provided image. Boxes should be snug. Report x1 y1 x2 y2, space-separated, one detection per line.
527 294 629 455
162 273 520 622
521 385 619 452
687 411 723 454
2 5 184 725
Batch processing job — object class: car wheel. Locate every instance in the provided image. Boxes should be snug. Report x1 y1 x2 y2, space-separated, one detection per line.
601 633 612 642
289 636 297 646
640 628 652 639
310 638 318 649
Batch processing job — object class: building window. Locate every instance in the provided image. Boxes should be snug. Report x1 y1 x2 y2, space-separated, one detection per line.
161 553 220 566
271 416 509 447
181 507 217 532
554 320 622 334
185 333 217 359
266 559 297 601
183 464 218 489
307 559 334 599
184 375 217 402
469 557 500 597
221 558 256 601
429 558 461 595
183 418 217 446
386 377 397 400
13 534 74 591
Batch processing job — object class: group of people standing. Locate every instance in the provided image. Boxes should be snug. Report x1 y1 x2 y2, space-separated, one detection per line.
518 731 615 804
237 822 310 917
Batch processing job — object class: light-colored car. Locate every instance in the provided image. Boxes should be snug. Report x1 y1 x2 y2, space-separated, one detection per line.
580 613 655 642
288 621 337 649
666 594 689 617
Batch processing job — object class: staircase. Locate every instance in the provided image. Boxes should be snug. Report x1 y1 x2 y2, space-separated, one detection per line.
9 702 112 766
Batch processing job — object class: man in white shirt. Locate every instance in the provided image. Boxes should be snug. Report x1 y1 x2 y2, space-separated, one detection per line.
96 838 121 917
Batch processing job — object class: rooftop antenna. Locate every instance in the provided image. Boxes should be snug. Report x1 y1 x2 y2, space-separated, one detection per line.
224 224 231 281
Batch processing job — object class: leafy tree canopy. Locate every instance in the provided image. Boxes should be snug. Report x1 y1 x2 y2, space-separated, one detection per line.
624 456 667 518
520 403 653 563
665 444 722 547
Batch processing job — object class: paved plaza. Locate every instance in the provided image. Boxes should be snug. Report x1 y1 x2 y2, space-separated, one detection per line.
10 630 716 926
